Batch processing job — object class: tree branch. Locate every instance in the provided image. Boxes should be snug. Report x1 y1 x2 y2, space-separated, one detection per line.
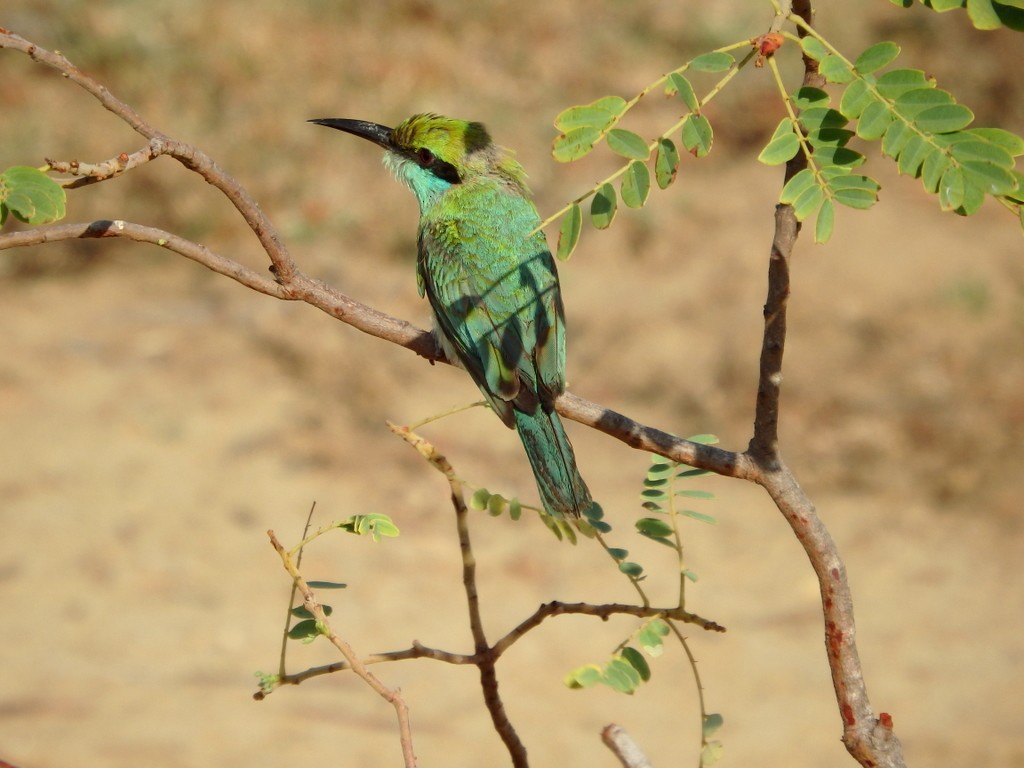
742 4 906 767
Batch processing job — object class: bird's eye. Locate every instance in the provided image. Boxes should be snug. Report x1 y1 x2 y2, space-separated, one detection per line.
416 148 435 165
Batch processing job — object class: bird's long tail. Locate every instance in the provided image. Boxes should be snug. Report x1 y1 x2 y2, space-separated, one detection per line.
513 407 593 518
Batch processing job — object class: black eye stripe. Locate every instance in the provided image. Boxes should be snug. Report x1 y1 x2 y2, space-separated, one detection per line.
410 147 461 184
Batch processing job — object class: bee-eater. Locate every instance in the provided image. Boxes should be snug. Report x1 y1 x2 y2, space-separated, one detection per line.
311 113 593 518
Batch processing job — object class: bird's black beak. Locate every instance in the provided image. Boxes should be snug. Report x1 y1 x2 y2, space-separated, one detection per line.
309 118 395 150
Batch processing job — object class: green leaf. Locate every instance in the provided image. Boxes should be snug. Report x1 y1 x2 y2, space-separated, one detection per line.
564 664 604 689
668 72 699 111
798 107 849 133
636 517 675 538
290 604 334 619
856 101 893 140
811 144 866 168
854 41 901 73
960 160 1018 195
306 580 347 590
487 493 508 517
703 712 725 738
814 198 835 244
0 166 67 225
339 513 399 541
470 488 491 510
701 741 725 768
621 646 652 681
675 489 714 499
689 51 734 72
646 461 676 480
897 135 931 176
915 103 974 133
922 148 950 193
554 95 627 131
591 183 617 229
949 139 1015 168
620 161 651 208
758 121 801 166
792 86 830 111
831 186 880 210
967 127 1024 156
800 36 829 61
676 467 711 478
839 78 875 119
793 183 824 220
681 114 713 157
881 120 912 159
604 657 642 693
876 69 934 100
893 87 955 119
680 508 718 524
654 138 680 189
780 168 816 204
956 176 987 215
556 203 583 260
607 547 629 560
808 127 856 149
939 165 966 210
618 561 644 577
637 619 670 656
967 0 1003 28
607 129 651 160
819 55 854 84
552 126 602 162
287 619 322 642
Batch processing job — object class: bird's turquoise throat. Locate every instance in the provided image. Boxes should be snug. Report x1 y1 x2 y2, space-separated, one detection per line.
311 112 594 519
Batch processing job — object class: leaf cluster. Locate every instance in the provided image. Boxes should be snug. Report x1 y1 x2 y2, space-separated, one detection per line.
774 36 1024 240
564 618 670 694
551 49 739 259
468 486 603 542
890 0 1024 31
546 16 1024 248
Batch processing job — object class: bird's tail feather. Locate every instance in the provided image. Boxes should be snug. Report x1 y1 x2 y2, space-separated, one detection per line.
513 408 593 518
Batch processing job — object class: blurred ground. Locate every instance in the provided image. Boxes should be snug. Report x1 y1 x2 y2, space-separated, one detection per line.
2 2 1023 767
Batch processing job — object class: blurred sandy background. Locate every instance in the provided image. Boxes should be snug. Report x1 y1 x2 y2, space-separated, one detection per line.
2 2 1023 766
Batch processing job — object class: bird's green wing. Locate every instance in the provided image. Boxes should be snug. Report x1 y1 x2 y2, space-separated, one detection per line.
417 182 566 427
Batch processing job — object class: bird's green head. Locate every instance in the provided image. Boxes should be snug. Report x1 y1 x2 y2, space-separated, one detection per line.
310 112 529 211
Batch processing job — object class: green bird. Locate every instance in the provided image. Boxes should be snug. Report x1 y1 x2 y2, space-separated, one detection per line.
311 113 593 518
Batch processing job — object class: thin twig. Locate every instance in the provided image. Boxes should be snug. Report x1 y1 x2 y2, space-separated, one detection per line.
492 601 724 659
267 529 418 768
